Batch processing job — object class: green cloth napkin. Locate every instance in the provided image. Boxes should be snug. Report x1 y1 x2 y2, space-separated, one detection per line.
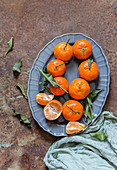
44 111 117 170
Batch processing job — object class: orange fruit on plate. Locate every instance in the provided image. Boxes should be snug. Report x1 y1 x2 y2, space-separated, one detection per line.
73 39 92 59
36 93 54 105
69 78 90 100
47 59 66 77
54 40 73 61
62 100 83 121
50 77 68 96
66 121 85 134
44 100 62 120
78 59 99 81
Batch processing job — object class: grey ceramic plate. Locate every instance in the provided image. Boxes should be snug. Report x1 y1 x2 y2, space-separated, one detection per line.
28 33 110 137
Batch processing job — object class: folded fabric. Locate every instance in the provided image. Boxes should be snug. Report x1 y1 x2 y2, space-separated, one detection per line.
44 111 117 170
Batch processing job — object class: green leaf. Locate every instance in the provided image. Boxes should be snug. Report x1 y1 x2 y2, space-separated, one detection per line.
4 37 14 56
89 89 103 100
12 59 22 73
16 84 28 100
90 131 108 141
11 109 31 127
37 67 68 93
88 58 93 67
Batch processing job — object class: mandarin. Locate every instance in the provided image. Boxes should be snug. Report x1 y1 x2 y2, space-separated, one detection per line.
73 39 92 59
47 59 66 77
66 121 85 134
62 100 83 121
50 77 68 96
44 100 62 120
36 93 54 105
78 59 99 81
69 78 90 100
54 40 73 61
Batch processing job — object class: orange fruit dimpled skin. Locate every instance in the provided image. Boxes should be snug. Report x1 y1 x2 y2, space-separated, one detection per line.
44 100 62 120
62 100 83 121
47 59 66 77
50 77 68 96
69 78 90 100
78 60 99 81
54 42 73 61
73 39 92 59
66 122 85 134
36 93 54 105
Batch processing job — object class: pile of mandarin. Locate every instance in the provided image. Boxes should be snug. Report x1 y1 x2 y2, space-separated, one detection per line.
36 39 99 134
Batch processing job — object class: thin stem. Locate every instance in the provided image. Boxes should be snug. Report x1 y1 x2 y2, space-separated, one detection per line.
63 38 70 50
87 97 93 119
57 84 68 93
83 67 91 70
78 82 81 89
44 86 52 94
81 48 84 55
55 61 68 69
66 105 80 114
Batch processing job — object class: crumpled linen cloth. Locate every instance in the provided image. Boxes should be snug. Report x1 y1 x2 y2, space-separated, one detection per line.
44 111 117 170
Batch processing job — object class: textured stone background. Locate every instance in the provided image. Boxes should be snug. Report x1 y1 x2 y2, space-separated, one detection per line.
0 0 117 169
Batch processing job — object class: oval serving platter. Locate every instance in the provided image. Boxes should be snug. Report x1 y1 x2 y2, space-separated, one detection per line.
28 33 110 137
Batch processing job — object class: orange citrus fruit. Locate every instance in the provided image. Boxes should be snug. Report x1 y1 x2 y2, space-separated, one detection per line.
78 59 99 81
47 59 66 77
50 77 68 96
36 93 54 105
54 41 73 61
66 121 85 134
69 78 90 100
73 39 92 59
44 100 62 120
62 100 83 121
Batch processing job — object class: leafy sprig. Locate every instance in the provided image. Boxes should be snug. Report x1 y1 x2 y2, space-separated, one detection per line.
84 89 103 124
37 67 68 93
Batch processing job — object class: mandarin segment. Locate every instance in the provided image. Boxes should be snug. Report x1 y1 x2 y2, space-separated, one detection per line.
44 100 62 120
54 42 73 61
50 77 68 96
73 39 92 59
62 100 83 121
69 78 90 100
47 59 66 77
66 122 85 134
78 60 99 81
36 93 54 105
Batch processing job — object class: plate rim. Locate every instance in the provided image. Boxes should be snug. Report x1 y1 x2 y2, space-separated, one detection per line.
27 33 110 137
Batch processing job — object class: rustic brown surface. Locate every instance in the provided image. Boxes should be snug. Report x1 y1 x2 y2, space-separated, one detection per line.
0 0 117 169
